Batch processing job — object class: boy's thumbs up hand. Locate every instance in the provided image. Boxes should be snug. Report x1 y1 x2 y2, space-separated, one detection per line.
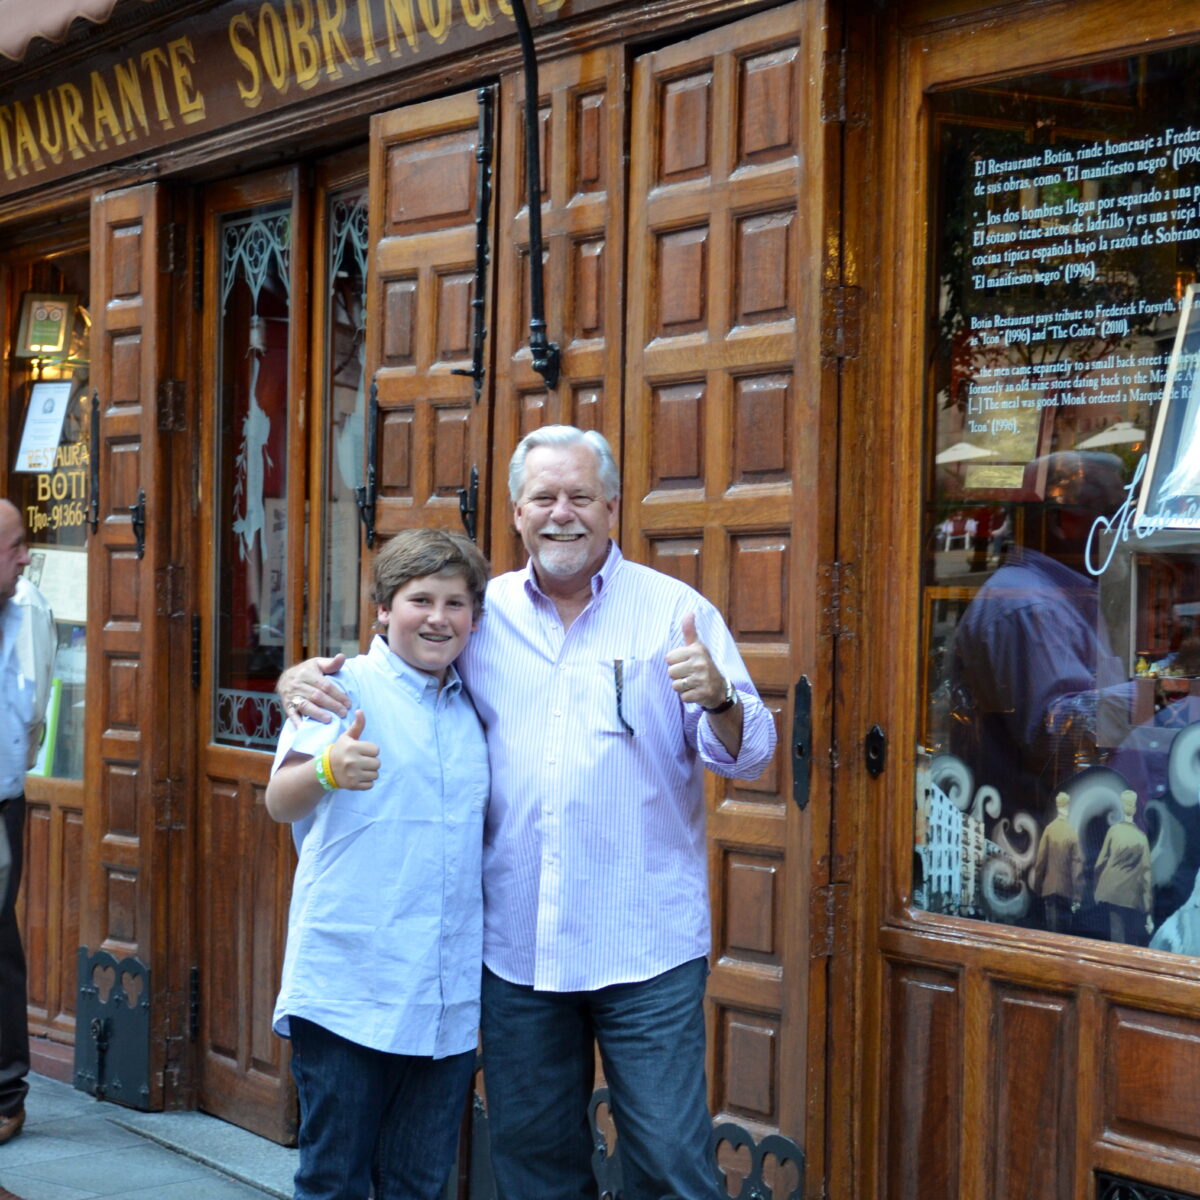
331 709 381 790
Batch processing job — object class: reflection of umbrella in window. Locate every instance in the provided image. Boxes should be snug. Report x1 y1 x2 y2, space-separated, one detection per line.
1077 421 1146 450
935 441 997 464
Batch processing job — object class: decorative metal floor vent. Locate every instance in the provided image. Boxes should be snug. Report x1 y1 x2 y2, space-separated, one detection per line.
73 948 152 1110
460 1085 804 1200
1097 1174 1200 1200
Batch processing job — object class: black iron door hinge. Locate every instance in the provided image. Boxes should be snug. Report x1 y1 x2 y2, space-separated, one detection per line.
155 563 185 618
809 882 850 960
189 965 200 1042
191 614 201 689
821 48 864 126
153 776 185 832
821 285 862 360
161 221 188 275
818 559 857 641
157 379 186 432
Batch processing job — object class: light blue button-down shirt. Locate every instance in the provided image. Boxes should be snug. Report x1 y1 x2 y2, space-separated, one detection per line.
272 636 488 1058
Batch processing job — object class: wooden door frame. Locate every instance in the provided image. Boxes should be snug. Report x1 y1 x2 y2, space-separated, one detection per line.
848 3 1200 1197
194 165 310 1141
307 147 370 656
1 219 94 1082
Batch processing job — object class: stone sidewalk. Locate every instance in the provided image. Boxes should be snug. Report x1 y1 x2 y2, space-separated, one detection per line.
0 1074 297 1200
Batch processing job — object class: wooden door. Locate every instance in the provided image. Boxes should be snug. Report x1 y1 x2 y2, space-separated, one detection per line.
859 3 1200 1199
366 90 495 561
488 47 627 570
84 182 188 1106
195 168 309 1143
623 1 831 1173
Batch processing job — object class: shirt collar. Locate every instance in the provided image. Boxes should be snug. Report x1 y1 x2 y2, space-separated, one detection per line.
521 540 624 603
367 633 462 699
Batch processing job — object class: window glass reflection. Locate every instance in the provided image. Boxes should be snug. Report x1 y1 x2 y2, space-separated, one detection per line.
214 205 291 749
321 187 367 659
8 254 90 781
918 48 1200 951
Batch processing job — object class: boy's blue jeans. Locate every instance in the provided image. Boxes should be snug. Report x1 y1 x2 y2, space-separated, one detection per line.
480 957 725 1200
288 1016 474 1200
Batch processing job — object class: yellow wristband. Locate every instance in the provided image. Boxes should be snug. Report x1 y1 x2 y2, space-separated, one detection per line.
321 744 339 791
314 748 336 792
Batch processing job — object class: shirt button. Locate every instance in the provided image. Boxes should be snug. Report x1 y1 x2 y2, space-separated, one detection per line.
553 709 562 718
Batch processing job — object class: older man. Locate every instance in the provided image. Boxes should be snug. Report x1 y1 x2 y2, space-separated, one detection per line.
282 426 776 1200
0 500 54 1147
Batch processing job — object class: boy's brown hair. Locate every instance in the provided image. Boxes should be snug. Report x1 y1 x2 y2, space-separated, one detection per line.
372 528 490 617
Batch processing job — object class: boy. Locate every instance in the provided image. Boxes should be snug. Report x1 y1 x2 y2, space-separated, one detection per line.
266 527 490 1200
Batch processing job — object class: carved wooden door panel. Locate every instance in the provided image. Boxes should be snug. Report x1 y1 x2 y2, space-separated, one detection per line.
85 182 184 1107
195 168 309 1143
623 1 828 1168
488 47 627 571
366 91 495 563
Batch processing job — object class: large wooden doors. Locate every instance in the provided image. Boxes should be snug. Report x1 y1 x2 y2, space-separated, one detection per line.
366 91 495 559
85 182 189 1107
622 2 829 1164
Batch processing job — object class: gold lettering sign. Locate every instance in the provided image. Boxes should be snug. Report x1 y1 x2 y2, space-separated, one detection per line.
0 0 576 196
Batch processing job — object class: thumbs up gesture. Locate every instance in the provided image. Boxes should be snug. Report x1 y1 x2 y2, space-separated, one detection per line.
665 612 724 709
330 709 381 790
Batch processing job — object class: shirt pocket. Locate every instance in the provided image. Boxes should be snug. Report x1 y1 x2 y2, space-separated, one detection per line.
596 656 649 737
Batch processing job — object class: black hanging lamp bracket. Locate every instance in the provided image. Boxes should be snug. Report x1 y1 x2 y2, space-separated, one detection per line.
355 379 379 549
450 88 496 404
510 0 560 390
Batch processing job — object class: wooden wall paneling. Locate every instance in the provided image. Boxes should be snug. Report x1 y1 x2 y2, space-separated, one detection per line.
624 1 825 1158
366 92 494 568
19 775 83 1075
489 48 626 572
882 961 962 1200
85 182 174 1108
196 747 294 1137
1106 1007 1200 1154
988 986 1076 1200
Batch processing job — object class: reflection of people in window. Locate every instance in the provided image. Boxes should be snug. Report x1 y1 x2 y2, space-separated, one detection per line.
1029 791 1083 933
1093 789 1153 945
951 451 1132 827
24 554 43 590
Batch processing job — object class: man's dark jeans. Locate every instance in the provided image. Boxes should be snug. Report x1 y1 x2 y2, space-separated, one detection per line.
481 957 725 1200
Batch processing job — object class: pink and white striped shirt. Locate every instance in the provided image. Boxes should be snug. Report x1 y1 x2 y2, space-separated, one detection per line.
460 542 777 992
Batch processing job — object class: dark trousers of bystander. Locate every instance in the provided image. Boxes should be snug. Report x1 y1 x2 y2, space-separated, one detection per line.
0 796 28 1121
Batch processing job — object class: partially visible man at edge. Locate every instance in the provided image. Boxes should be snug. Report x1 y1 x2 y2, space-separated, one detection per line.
279 425 777 1200
0 500 54 1147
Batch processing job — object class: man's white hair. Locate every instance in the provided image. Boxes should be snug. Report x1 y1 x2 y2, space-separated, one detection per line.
508 425 620 503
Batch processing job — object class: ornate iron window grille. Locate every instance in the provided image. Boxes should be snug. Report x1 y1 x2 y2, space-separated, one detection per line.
1097 1174 1200 1200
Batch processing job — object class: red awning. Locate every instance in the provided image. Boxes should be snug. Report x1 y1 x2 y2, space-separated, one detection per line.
0 0 158 63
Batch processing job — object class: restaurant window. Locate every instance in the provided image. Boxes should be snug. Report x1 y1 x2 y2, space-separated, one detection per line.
320 184 367 660
214 204 292 749
918 46 1200 953
7 253 91 780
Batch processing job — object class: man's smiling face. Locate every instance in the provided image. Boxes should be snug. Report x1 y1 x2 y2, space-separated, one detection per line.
513 444 618 594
